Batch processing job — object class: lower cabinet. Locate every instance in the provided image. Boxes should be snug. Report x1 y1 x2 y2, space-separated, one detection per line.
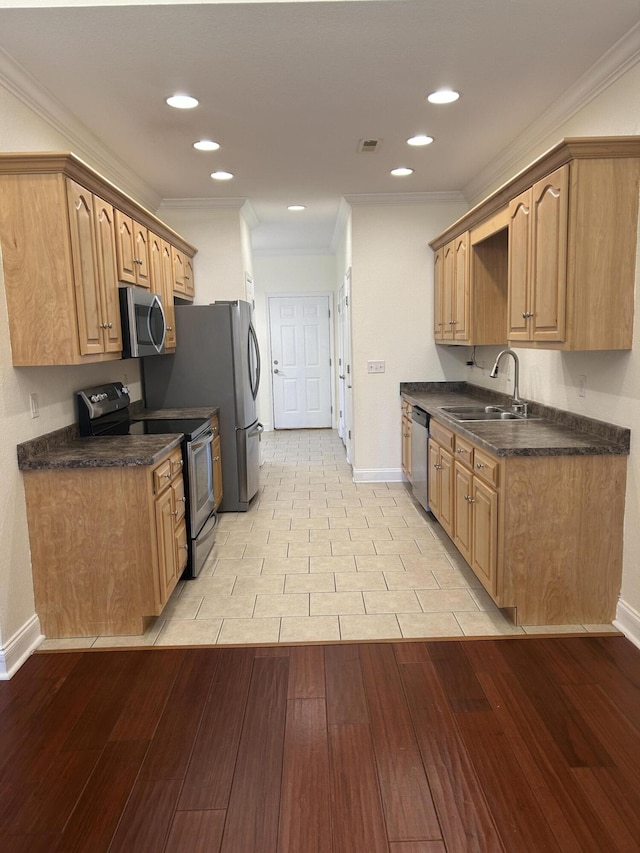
23 445 187 637
428 417 626 625
211 413 224 511
401 400 412 481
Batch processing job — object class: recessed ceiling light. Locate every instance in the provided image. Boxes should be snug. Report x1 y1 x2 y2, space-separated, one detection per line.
166 94 199 109
390 167 414 177
407 135 433 147
288 205 306 211
211 170 234 181
194 139 220 151
427 89 460 104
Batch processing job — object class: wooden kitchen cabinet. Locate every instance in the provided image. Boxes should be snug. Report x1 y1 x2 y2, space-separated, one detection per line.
184 254 195 299
22 445 187 637
434 227 508 347
427 417 625 624
431 137 640 351
401 399 412 481
172 246 186 295
211 413 224 511
66 180 123 356
0 152 197 366
508 165 569 343
149 233 177 351
115 210 151 287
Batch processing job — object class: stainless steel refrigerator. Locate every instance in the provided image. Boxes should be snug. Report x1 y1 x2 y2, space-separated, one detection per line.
142 300 263 512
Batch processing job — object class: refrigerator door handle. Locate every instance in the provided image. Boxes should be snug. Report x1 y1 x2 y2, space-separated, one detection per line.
248 422 264 437
248 321 261 400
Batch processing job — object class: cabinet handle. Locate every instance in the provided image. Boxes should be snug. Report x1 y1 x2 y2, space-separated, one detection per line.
522 311 534 318
167 326 173 331
180 496 187 503
433 463 442 470
179 544 189 551
476 462 485 469
457 448 466 454
213 455 220 462
163 472 171 479
171 509 179 517
465 495 475 504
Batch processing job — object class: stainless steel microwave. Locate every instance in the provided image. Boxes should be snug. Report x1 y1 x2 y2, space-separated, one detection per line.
119 286 166 358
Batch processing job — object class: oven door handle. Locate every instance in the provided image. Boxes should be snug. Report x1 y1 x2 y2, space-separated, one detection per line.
190 429 214 452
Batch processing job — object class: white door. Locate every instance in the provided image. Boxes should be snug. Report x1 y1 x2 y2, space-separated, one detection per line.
342 269 354 464
269 294 333 429
337 280 346 440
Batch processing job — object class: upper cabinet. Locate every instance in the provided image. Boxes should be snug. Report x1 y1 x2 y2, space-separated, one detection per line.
115 211 151 288
431 137 640 351
0 152 197 366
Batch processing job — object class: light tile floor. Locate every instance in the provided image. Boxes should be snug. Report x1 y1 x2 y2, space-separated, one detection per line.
41 428 619 650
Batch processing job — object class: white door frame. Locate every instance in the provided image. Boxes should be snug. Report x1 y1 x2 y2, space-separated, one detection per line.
342 268 353 465
267 291 336 430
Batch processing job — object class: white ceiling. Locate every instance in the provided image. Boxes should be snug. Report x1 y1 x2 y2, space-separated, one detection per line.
0 0 638 253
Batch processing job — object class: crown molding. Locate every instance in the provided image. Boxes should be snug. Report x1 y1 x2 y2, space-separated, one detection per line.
157 196 248 212
240 200 260 229
343 191 466 206
0 47 161 210
464 22 640 204
253 246 335 257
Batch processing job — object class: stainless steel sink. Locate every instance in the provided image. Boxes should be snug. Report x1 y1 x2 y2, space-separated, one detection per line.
439 405 530 421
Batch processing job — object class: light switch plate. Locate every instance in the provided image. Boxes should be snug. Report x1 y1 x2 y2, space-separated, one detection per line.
367 360 385 374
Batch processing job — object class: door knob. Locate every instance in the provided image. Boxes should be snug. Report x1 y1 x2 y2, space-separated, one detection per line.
273 368 279 374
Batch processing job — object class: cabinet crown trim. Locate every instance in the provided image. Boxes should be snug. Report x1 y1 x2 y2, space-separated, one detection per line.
0 151 197 257
429 136 640 250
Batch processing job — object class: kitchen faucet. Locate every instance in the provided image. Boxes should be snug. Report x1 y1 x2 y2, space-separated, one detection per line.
490 349 528 416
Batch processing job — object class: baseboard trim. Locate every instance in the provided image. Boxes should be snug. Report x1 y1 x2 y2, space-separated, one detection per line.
352 467 404 483
0 614 44 680
614 598 640 650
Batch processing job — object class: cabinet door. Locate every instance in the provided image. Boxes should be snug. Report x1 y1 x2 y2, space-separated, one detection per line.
442 242 455 340
530 165 568 342
160 240 177 349
471 477 498 596
453 461 472 563
93 197 122 353
428 439 441 517
172 246 186 294
133 222 151 288
433 247 445 340
155 488 179 607
149 232 164 297
401 414 412 480
114 210 137 284
507 188 532 341
184 255 195 298
66 180 104 356
453 232 470 342
213 434 224 511
439 447 454 537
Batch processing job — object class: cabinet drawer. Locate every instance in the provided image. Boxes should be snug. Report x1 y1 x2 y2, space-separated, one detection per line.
454 435 474 467
430 419 454 452
473 448 500 487
153 448 182 494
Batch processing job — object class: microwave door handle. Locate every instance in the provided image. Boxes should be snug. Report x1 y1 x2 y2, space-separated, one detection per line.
147 294 166 352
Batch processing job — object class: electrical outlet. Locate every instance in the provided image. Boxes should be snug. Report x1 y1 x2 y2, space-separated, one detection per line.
579 375 587 398
367 360 385 374
30 393 39 418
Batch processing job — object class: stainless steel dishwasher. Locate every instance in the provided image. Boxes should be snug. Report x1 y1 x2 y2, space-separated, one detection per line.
411 406 430 512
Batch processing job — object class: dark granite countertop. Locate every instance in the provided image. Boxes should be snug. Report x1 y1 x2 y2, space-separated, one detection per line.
400 382 630 458
16 404 218 471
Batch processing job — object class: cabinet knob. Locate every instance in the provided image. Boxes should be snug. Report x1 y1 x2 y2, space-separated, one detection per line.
213 455 220 462
179 544 189 551
167 326 173 331
171 509 179 517
163 472 171 479
180 496 187 503
476 462 485 469
433 463 442 470
457 448 465 454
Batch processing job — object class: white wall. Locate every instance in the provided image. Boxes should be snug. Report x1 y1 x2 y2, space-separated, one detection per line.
155 204 248 304
252 254 338 430
464 59 640 639
349 201 469 481
0 84 148 674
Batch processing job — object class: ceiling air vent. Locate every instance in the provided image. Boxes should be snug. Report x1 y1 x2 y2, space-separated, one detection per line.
357 138 382 153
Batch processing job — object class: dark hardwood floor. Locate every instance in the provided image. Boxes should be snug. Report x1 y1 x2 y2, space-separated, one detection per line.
1 635 640 852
